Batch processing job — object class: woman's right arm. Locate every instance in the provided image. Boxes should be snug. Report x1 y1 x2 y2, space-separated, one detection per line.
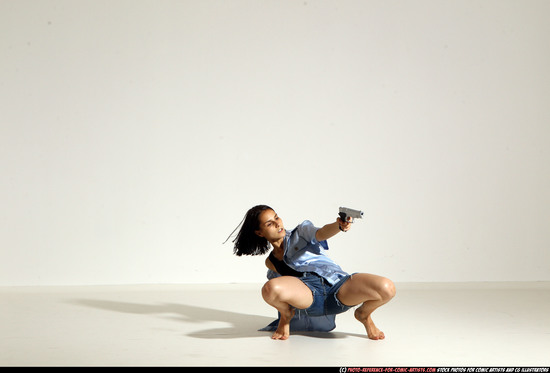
315 217 352 242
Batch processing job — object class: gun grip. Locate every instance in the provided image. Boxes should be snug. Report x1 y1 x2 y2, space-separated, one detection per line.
338 212 347 222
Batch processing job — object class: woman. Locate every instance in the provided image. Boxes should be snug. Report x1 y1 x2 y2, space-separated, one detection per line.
231 205 395 340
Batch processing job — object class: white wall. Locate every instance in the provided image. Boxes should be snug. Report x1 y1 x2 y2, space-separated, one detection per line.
1 0 549 286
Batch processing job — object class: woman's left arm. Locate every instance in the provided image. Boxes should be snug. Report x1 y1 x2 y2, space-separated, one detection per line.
315 218 352 242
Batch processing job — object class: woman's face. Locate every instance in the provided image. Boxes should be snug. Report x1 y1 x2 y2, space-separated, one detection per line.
255 209 286 242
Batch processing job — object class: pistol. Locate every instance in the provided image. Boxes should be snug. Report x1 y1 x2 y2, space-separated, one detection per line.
338 207 364 222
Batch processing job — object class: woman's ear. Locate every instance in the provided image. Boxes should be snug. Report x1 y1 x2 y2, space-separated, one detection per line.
255 229 264 238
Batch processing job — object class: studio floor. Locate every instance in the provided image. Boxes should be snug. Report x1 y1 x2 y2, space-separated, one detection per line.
1 282 549 367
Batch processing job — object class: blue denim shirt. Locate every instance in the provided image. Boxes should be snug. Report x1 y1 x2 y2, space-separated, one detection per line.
267 220 349 285
261 220 350 333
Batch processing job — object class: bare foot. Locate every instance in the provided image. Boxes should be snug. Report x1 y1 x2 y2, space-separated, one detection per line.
355 308 385 340
272 307 295 340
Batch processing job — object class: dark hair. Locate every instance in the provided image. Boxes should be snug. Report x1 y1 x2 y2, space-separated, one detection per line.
232 205 273 256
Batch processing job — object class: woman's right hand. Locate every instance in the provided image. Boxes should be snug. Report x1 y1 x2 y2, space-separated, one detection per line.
337 216 353 232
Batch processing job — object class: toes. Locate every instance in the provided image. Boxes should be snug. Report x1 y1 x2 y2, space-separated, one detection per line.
272 333 288 340
271 330 290 340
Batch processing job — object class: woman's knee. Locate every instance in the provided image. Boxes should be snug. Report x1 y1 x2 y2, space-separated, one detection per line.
261 277 313 309
379 277 396 301
261 279 283 303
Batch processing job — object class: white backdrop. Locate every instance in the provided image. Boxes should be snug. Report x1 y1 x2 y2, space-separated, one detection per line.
1 0 549 286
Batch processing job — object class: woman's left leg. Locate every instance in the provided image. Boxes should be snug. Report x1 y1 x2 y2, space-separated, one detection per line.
336 273 396 340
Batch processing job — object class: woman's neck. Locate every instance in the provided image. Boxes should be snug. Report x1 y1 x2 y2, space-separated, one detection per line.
270 237 285 253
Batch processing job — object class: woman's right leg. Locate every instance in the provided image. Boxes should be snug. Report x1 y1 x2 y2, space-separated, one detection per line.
261 276 313 340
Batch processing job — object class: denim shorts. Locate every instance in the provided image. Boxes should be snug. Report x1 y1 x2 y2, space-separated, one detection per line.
296 272 353 317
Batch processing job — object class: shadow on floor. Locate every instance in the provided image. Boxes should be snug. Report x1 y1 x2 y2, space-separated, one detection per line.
70 299 366 340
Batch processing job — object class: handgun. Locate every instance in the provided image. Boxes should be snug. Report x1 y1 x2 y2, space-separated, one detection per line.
338 207 364 222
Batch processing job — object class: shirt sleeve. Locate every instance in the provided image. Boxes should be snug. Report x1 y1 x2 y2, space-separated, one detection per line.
297 220 329 250
295 220 320 245
285 220 329 261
